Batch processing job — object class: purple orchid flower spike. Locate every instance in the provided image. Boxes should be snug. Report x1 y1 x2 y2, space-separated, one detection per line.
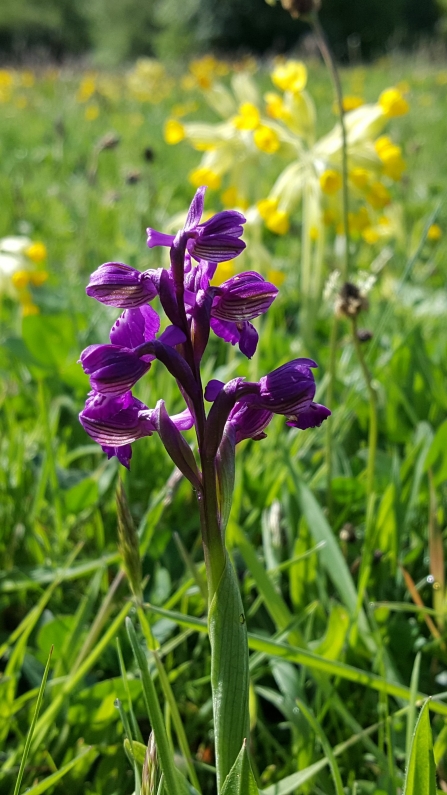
146 186 246 264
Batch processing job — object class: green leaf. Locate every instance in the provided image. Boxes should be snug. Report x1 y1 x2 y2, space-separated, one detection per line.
124 738 147 766
296 698 345 795
22 313 77 371
64 476 99 513
20 747 96 795
403 699 437 795
208 555 250 792
220 741 259 795
126 617 182 795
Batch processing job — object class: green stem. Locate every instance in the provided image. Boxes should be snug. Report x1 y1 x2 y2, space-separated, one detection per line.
325 314 339 521
198 457 226 601
311 13 350 280
351 319 378 501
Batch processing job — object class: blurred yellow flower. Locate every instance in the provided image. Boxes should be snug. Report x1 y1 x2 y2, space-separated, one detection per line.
266 209 290 235
211 260 236 284
310 225 319 241
264 92 284 119
221 186 248 210
11 270 30 289
323 208 337 226
378 88 409 118
22 302 40 317
366 182 391 209
164 119 185 144
333 95 364 114
233 102 260 131
320 169 342 195
29 271 49 286
0 69 13 88
25 242 47 263
171 101 199 118
427 223 442 242
77 75 96 103
267 269 286 287
350 168 369 189
362 227 380 244
189 167 221 190
127 59 174 103
253 125 280 153
21 70 35 87
272 61 307 94
257 198 278 220
349 206 370 232
379 145 406 181
85 105 99 121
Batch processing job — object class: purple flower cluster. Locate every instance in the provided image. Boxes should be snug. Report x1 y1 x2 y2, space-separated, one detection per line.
79 187 330 469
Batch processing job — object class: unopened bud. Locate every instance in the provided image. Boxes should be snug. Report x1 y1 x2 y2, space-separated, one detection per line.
335 282 368 319
117 478 142 600
339 523 357 543
142 733 159 795
98 132 121 151
356 328 373 343
280 0 320 18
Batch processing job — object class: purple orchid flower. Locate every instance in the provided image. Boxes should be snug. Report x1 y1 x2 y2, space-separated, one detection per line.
79 390 193 469
86 262 158 307
79 305 185 396
147 186 246 264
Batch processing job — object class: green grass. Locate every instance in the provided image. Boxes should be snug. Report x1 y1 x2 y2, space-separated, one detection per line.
1 55 447 794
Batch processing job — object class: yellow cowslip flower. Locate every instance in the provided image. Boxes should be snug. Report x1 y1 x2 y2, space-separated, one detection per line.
21 70 35 87
233 102 260 131
189 167 221 190
267 269 286 287
349 206 370 233
366 182 391 210
221 187 248 210
211 260 236 285
85 105 99 121
320 169 342 195
323 208 337 226
171 101 199 118
379 145 406 181
309 226 319 241
257 198 278 221
11 270 30 289
378 88 409 118
253 125 280 154
21 302 40 317
164 119 185 145
350 168 370 189
374 135 393 156
362 227 380 245
25 242 47 263
264 92 284 119
76 75 96 103
333 95 364 114
0 69 13 88
271 60 307 94
29 270 49 286
427 223 442 242
266 210 290 235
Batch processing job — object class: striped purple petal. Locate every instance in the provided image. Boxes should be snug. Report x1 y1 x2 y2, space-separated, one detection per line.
86 262 157 307
212 271 278 322
80 344 151 395
184 186 206 231
189 234 246 263
286 402 331 430
110 305 160 349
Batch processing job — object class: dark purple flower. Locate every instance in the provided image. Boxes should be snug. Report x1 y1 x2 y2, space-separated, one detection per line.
227 403 273 444
211 272 278 322
210 317 259 358
80 344 151 396
286 402 331 429
146 186 246 264
79 390 194 468
257 359 318 414
86 262 158 307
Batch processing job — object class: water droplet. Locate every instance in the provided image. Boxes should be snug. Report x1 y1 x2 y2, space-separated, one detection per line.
433 581 441 591
427 575 435 584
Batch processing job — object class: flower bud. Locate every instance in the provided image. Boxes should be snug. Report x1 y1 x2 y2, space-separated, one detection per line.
86 263 158 308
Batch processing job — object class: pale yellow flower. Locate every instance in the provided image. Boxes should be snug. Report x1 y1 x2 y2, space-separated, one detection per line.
22 302 40 317
164 119 185 145
77 75 96 103
378 88 409 118
211 260 237 285
264 92 284 119
221 187 248 210
25 242 47 263
350 168 369 189
11 270 30 289
272 60 307 94
366 182 391 209
253 125 280 153
320 169 342 195
233 102 261 131
29 271 49 286
265 210 290 235
267 269 286 287
189 167 221 190
427 223 442 242
85 105 99 121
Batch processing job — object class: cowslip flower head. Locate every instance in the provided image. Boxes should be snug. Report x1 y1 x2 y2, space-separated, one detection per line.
146 186 246 264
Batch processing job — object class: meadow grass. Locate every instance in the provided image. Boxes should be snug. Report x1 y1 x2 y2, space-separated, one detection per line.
1 55 447 794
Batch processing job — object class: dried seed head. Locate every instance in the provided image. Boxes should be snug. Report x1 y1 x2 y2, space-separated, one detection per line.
126 170 141 185
143 147 155 162
280 0 320 18
98 132 121 151
339 523 357 543
117 478 142 600
335 282 368 319
356 328 373 343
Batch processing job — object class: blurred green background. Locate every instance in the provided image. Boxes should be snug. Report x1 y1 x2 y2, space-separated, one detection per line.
0 0 443 65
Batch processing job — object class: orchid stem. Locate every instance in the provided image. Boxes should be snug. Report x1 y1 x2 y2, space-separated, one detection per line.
351 319 378 502
311 12 350 281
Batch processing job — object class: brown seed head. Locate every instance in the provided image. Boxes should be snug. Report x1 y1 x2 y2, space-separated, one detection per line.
335 281 368 319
